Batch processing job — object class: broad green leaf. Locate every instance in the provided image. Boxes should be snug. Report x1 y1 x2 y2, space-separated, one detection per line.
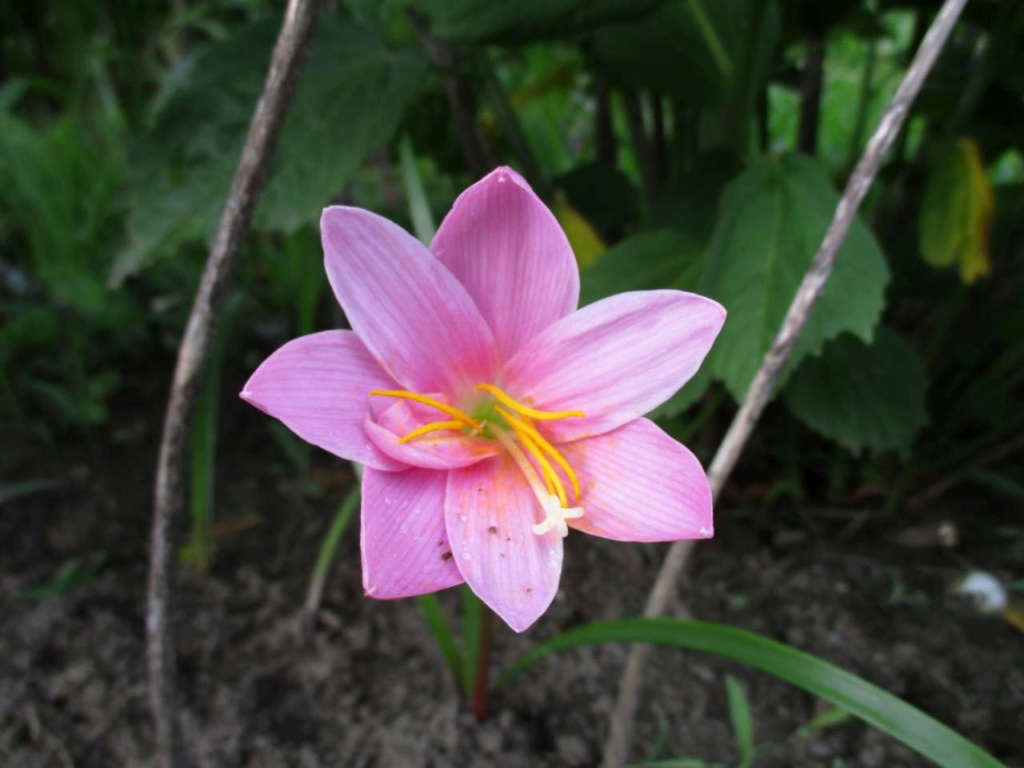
114 17 424 285
700 153 889 400
411 0 664 45
918 138 993 285
556 162 639 236
580 229 703 307
581 229 711 418
500 618 1003 768
783 328 929 455
592 0 780 106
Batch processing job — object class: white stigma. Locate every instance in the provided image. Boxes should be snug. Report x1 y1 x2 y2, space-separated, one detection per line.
491 425 585 539
531 494 584 538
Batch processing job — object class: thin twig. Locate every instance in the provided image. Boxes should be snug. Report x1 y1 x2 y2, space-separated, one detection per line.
146 2 321 766
600 1 970 764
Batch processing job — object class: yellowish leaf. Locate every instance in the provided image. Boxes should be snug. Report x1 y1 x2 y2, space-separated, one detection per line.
918 137 994 285
554 191 606 269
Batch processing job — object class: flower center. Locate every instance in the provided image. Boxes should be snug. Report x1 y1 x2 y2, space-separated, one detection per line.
369 384 586 538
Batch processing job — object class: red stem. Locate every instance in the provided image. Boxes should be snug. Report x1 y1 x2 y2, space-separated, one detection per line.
471 605 495 721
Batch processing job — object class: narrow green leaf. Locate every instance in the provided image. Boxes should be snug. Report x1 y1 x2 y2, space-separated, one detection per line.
725 674 755 767
500 618 1003 768
416 593 464 693
796 706 853 738
304 486 360 613
399 134 436 244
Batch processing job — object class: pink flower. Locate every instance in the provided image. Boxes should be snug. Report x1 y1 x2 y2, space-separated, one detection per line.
241 168 725 632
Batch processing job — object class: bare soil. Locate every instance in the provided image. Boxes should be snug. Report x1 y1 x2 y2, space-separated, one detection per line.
2 379 1022 768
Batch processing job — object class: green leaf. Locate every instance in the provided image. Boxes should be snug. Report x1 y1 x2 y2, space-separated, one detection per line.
783 328 929 455
591 2 730 104
412 0 665 45
725 674 755 768
556 161 639 236
918 138 993 285
580 229 703 307
114 17 424 284
700 153 889 400
416 593 464 693
500 618 1004 768
796 706 853 738
591 0 779 106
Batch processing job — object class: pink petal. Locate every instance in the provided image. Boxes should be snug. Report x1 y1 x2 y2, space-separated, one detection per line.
503 290 726 443
364 398 500 471
321 207 499 397
361 467 463 599
431 167 579 359
445 456 563 632
240 331 405 471
560 418 713 542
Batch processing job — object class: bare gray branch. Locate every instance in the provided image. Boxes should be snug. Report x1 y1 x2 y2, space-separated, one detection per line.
146 1 321 766
600 0 971 763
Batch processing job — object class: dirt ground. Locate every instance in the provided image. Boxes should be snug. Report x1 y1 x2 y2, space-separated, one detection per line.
2 378 1022 768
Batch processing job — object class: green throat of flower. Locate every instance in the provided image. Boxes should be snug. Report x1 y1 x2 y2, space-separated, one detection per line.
369 384 586 537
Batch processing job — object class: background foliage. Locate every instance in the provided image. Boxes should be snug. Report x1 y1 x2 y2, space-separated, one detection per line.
3 0 1023 507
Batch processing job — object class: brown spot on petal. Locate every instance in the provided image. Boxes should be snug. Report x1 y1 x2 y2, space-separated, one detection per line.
488 526 498 535
524 587 533 595
441 551 453 561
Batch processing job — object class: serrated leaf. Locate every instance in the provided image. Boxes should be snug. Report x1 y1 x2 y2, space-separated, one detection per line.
783 328 928 455
700 153 889 400
411 0 665 45
113 17 424 285
918 137 994 285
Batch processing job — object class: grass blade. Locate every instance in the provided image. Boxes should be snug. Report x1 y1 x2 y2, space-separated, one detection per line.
500 618 1003 768
725 674 755 767
304 485 359 613
417 593 464 694
398 134 436 244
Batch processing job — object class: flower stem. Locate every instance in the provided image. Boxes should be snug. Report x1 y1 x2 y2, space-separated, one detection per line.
471 603 495 722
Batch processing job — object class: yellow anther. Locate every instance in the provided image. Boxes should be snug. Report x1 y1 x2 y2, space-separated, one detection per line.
398 420 465 444
496 405 581 502
498 407 569 504
370 390 481 429
475 383 585 421
507 418 568 507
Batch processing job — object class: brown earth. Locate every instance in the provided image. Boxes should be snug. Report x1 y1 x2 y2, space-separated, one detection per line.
2 380 1022 768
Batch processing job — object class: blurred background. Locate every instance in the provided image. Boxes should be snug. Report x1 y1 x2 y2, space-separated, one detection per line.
1 0 1022 765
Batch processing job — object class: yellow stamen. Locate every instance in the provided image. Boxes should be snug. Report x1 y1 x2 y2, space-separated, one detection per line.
475 383 585 421
491 425 583 538
397 420 465 444
496 405 581 502
370 390 481 429
507 417 568 507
